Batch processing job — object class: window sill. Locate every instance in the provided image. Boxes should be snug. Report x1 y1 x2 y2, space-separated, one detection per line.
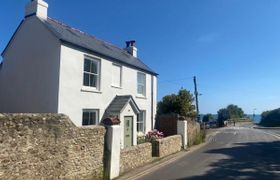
81 87 102 94
111 85 122 89
136 95 147 100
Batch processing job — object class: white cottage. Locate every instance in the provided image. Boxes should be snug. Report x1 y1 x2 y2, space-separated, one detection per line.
0 0 157 148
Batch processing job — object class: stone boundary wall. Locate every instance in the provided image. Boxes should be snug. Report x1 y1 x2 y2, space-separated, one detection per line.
120 142 152 174
187 120 201 146
226 120 254 127
152 135 182 157
0 114 105 180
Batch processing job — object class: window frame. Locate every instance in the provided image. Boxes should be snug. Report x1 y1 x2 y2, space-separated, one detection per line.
137 72 146 96
83 57 101 90
111 63 122 88
137 110 146 133
82 109 99 126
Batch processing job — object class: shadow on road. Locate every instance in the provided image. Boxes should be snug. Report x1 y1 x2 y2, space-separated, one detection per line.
178 141 280 180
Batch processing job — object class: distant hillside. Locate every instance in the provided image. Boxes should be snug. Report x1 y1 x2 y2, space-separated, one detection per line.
200 114 261 123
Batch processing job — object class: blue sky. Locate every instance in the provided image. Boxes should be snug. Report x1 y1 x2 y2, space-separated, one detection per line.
1 0 280 114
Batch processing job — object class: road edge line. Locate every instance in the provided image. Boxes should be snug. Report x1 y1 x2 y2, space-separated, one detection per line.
259 131 280 140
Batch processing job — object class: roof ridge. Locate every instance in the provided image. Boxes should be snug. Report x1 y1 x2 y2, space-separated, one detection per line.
41 17 157 75
47 17 136 59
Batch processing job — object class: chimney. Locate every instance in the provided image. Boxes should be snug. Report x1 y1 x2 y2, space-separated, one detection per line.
125 40 137 58
25 0 48 19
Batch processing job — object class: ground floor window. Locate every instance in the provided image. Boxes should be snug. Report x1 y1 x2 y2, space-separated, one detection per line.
82 109 99 126
137 110 146 133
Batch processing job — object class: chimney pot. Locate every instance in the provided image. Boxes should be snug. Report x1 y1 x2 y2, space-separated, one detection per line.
125 40 137 57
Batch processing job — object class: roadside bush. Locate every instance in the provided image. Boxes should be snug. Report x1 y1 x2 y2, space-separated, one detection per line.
194 129 206 145
260 108 280 127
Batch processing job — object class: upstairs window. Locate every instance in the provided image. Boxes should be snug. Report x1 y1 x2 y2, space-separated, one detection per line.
137 72 146 96
83 58 100 89
82 109 99 126
112 64 122 87
137 110 146 133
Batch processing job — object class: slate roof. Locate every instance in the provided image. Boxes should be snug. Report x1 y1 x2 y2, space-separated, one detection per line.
105 95 140 114
38 17 157 75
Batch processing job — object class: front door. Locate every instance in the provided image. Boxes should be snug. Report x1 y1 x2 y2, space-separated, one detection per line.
124 116 133 148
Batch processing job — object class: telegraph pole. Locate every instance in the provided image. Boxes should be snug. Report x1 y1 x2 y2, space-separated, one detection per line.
193 76 200 122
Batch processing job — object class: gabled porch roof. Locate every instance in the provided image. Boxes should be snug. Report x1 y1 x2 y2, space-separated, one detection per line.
105 95 141 115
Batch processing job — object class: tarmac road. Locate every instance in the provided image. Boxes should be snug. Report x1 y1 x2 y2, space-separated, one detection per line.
138 127 280 180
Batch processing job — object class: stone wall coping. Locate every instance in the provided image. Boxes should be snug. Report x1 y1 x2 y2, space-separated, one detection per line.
156 135 182 143
121 142 152 152
0 113 67 117
0 113 106 131
79 125 105 130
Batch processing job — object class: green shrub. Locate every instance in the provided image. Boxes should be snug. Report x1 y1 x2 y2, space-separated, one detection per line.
194 129 206 145
260 108 280 127
137 135 146 144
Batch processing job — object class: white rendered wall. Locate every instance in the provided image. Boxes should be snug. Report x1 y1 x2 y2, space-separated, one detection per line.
104 125 121 179
152 75 157 129
58 44 157 132
0 17 61 113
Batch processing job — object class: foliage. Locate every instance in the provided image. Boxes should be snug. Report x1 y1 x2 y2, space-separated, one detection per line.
145 129 164 142
260 108 280 127
217 104 245 127
137 135 146 144
202 113 214 123
217 108 230 127
157 89 196 118
227 104 245 119
194 129 206 145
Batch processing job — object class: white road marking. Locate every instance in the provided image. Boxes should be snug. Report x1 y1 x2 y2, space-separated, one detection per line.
260 131 280 140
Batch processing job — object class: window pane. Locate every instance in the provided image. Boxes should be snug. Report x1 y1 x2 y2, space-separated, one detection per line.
90 74 97 87
82 112 89 125
137 111 146 132
138 85 144 95
138 113 142 123
83 110 98 126
83 73 90 86
137 73 146 95
137 73 145 84
91 61 98 74
84 59 91 72
137 123 143 132
89 112 96 125
112 64 121 87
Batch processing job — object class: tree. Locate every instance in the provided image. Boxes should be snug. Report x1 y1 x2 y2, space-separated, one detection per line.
217 104 245 127
217 108 229 127
157 89 196 118
227 104 244 119
202 114 214 123
260 108 280 127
